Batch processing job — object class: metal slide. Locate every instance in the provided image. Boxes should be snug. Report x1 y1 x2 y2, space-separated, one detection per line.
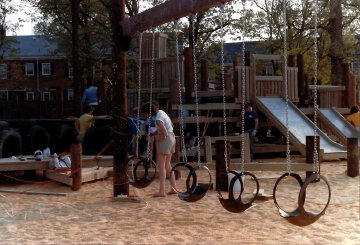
318 108 360 146
256 97 347 159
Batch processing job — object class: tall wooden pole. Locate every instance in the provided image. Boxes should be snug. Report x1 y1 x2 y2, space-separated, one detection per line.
201 59 209 91
70 0 82 117
348 76 356 108
297 54 305 107
347 138 359 177
342 63 350 108
71 143 82 191
184 47 194 104
170 78 180 136
110 0 129 196
233 57 239 99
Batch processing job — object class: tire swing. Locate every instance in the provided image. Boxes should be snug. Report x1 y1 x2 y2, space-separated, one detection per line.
273 0 331 227
217 2 259 213
126 29 156 189
170 17 211 203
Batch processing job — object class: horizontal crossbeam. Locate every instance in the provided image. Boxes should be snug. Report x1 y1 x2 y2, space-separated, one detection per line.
120 0 233 36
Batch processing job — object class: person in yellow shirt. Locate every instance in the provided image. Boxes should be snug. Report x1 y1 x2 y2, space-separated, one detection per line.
75 105 109 143
347 105 360 131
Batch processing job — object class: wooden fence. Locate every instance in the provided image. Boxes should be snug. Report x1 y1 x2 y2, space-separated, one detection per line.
309 85 345 108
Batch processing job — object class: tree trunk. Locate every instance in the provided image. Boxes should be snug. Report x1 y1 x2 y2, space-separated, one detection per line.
329 0 345 85
70 0 82 117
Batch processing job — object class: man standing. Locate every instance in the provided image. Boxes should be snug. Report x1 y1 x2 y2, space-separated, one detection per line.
75 105 109 144
82 82 98 114
240 103 259 161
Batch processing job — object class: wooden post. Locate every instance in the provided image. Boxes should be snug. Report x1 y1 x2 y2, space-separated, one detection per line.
304 74 309 103
215 140 230 191
306 136 321 181
110 0 129 196
233 57 239 99
342 63 350 108
184 47 194 104
244 133 251 163
288 55 296 67
204 136 212 163
297 54 305 107
225 74 232 90
71 143 82 191
348 76 356 108
347 138 359 177
97 83 107 115
201 59 209 91
170 78 180 136
245 51 250 66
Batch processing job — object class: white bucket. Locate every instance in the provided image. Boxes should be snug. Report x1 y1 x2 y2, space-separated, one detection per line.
227 171 245 192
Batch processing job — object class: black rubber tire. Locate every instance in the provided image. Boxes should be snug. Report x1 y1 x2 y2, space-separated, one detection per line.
0 130 22 158
93 118 113 128
53 125 77 154
6 119 36 129
24 125 51 155
94 126 113 155
82 127 96 155
0 121 9 131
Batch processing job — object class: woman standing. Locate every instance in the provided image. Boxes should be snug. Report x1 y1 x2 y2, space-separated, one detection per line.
141 102 177 197
347 105 360 131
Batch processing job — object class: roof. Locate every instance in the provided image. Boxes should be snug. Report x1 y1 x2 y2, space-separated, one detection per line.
4 35 63 58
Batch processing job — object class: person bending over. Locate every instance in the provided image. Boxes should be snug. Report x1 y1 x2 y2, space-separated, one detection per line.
141 102 177 197
347 105 360 131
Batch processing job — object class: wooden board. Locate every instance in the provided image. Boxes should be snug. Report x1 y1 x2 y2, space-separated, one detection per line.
172 103 240 110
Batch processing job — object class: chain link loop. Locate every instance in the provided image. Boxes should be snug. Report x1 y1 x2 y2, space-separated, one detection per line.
174 20 187 163
241 0 246 174
190 14 202 166
313 0 320 178
146 27 156 161
283 0 291 174
135 31 143 157
219 4 229 172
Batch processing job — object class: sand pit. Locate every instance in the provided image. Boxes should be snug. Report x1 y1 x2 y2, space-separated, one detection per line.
0 159 359 244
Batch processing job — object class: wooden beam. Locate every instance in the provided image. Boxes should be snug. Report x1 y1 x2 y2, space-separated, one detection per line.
172 103 240 110
71 144 82 191
120 0 233 36
308 85 346 91
173 117 238 124
255 76 283 81
347 138 359 177
191 90 233 98
253 54 282 60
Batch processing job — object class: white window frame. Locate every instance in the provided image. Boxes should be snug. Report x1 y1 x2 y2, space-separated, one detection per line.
26 92 34 101
25 63 35 76
68 63 73 78
0 90 8 101
43 92 51 101
68 88 74 100
0 64 7 79
42 63 51 75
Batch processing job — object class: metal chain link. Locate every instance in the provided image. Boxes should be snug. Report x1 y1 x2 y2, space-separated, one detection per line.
146 27 156 161
219 4 229 172
174 19 187 163
191 13 202 166
136 31 143 158
241 0 246 174
313 0 320 178
283 0 291 174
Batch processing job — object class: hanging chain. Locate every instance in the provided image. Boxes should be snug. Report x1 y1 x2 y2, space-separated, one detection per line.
313 0 320 178
191 13 201 166
146 27 156 161
219 4 229 172
283 0 291 174
136 31 143 157
174 20 187 163
241 0 246 174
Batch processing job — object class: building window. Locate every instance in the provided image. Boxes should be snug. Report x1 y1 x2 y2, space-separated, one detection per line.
25 63 34 76
26 92 34 101
68 89 74 100
68 63 73 78
0 64 7 79
42 63 51 75
0 91 8 101
43 92 50 101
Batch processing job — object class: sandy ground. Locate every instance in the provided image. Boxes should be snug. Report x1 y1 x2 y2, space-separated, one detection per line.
0 158 359 245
